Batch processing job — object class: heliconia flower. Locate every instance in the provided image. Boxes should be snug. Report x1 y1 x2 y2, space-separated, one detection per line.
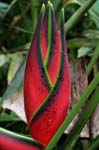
24 1 70 146
0 128 44 150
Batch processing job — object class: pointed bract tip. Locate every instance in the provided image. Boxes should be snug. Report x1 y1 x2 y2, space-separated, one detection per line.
61 8 65 22
40 3 45 14
48 0 54 11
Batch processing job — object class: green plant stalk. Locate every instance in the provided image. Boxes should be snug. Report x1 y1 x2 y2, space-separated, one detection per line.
1 59 26 102
67 38 98 49
88 136 99 150
82 29 99 39
86 42 99 75
46 72 99 150
65 0 96 34
31 0 40 32
3 0 17 18
63 86 99 150
18 0 30 30
0 113 20 122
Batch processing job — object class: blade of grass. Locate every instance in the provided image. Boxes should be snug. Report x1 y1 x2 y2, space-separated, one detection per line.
1 59 26 102
46 72 99 150
31 0 40 32
2 0 17 19
86 42 99 75
63 86 99 150
82 29 99 39
18 0 30 30
67 38 98 49
0 113 20 122
65 0 96 34
88 136 99 150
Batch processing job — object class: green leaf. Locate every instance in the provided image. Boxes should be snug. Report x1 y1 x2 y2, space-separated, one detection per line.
0 0 17 19
8 53 23 83
89 10 99 28
0 54 8 67
86 42 99 75
0 2 9 19
76 0 99 28
0 112 20 122
1 59 26 102
82 30 99 39
77 47 93 58
31 0 41 32
88 135 99 150
91 0 99 16
51 0 61 10
18 0 31 31
67 38 98 49
63 86 99 150
64 0 96 34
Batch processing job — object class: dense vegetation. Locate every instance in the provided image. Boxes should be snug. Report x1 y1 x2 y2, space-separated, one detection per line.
0 0 99 149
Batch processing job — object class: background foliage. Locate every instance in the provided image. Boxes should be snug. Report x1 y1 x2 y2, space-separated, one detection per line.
0 0 99 149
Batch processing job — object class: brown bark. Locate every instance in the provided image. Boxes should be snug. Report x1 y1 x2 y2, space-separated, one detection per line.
65 58 89 138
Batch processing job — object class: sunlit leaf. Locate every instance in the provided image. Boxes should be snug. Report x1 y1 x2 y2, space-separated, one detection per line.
0 112 20 122
8 53 23 83
86 42 99 75
1 59 26 102
0 54 8 67
0 2 9 19
77 47 93 58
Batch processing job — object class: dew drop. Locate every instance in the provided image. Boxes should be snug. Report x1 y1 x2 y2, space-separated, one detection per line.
47 119 52 125
53 108 57 113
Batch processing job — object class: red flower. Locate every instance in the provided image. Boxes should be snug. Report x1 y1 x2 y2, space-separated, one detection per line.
24 2 70 146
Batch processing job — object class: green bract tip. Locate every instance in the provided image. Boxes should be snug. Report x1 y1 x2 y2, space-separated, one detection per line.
40 3 45 14
61 8 65 22
48 0 54 11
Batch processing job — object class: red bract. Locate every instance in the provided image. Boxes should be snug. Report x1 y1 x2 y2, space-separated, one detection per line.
0 128 44 150
24 2 70 146
24 5 50 123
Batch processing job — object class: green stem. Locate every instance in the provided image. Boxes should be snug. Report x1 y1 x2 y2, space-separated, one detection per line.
65 0 96 34
86 42 99 75
46 72 99 150
18 0 30 30
67 38 98 49
63 86 99 150
31 0 40 32
88 136 99 150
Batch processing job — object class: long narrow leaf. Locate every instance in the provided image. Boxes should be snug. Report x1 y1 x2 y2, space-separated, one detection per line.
18 0 30 30
88 136 99 150
67 38 98 49
0 113 20 122
65 0 96 34
86 42 99 75
31 0 40 32
63 86 99 150
1 59 26 102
